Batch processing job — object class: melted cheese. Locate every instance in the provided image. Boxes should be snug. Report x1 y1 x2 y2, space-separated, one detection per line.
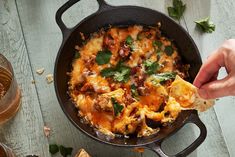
86 75 111 93
69 25 192 137
80 36 103 60
169 75 214 111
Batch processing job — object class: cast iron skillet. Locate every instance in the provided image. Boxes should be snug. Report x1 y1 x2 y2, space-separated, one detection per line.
54 0 207 156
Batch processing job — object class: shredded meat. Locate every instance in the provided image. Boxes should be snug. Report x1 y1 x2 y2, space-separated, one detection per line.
119 42 131 58
94 96 113 112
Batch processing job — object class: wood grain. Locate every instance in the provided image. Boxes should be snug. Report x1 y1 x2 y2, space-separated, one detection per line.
0 0 50 156
180 0 230 156
204 0 235 156
1 0 233 156
15 0 140 156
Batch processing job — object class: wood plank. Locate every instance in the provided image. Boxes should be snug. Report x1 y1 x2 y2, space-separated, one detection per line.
203 0 235 156
15 0 231 156
0 0 50 156
15 0 141 156
182 0 232 156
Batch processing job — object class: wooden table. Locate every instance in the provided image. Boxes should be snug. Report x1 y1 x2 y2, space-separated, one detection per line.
0 0 234 156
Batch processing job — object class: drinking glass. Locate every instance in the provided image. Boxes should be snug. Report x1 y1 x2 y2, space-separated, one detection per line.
0 54 21 124
0 143 15 157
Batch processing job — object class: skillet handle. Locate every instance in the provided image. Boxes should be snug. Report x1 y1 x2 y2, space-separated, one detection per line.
146 112 207 157
56 0 113 39
55 0 80 38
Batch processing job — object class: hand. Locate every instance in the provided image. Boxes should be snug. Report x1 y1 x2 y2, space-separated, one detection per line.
193 39 235 99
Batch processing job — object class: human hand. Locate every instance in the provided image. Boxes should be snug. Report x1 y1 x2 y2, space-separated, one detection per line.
193 39 235 99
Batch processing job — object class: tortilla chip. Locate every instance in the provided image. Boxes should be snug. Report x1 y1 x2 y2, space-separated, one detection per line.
75 149 91 157
169 75 214 112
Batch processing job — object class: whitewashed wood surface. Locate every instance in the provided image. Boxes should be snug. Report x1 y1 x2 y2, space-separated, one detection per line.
0 0 234 156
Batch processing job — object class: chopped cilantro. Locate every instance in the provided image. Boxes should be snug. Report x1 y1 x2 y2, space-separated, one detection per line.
143 60 160 75
195 17 215 33
164 45 174 56
113 66 131 82
111 97 124 116
131 84 139 100
101 61 131 82
74 50 80 59
95 50 112 65
137 33 143 40
167 0 186 20
152 40 162 48
151 72 176 84
59 145 73 157
49 144 59 155
100 67 116 77
125 35 133 45
49 144 72 157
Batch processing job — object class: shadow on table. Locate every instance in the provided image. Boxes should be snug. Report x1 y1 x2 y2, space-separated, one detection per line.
143 123 200 157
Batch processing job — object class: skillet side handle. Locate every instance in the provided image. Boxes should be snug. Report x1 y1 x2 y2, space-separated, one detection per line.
55 0 80 39
146 112 207 157
97 0 114 12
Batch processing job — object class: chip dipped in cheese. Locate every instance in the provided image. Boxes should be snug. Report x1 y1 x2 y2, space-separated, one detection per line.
169 75 214 112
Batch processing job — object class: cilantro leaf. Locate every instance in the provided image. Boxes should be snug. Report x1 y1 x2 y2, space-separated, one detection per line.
113 66 131 82
100 67 116 77
195 17 215 33
151 72 176 84
125 35 133 45
74 50 80 59
164 45 174 56
130 84 139 100
168 0 186 20
59 145 73 157
137 33 144 40
143 60 160 75
100 61 131 82
96 50 112 65
49 144 59 155
111 97 124 116
152 40 162 48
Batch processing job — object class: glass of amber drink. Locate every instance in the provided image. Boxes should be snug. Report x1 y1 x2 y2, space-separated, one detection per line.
0 54 21 124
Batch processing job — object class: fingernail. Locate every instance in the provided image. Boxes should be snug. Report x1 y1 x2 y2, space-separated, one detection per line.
198 89 208 99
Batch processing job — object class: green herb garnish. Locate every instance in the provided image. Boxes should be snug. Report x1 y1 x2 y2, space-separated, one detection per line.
95 50 112 65
167 0 186 20
101 61 131 82
137 33 143 40
164 45 174 56
100 67 116 77
74 51 80 59
111 97 124 116
143 60 160 75
152 40 162 48
59 145 73 157
131 84 139 100
49 144 73 157
195 17 215 33
152 72 176 83
49 144 59 155
125 35 133 45
151 72 176 84
113 66 131 82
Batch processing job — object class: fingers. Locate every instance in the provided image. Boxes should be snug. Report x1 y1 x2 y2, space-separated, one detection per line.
197 72 235 99
193 50 224 88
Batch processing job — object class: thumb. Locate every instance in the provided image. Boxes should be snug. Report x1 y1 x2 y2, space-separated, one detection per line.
198 73 235 99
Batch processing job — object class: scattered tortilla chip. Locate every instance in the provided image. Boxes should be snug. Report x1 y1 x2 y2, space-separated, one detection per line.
169 75 214 112
36 68 45 75
133 147 145 153
43 126 51 137
75 149 91 157
46 74 53 84
80 32 85 40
